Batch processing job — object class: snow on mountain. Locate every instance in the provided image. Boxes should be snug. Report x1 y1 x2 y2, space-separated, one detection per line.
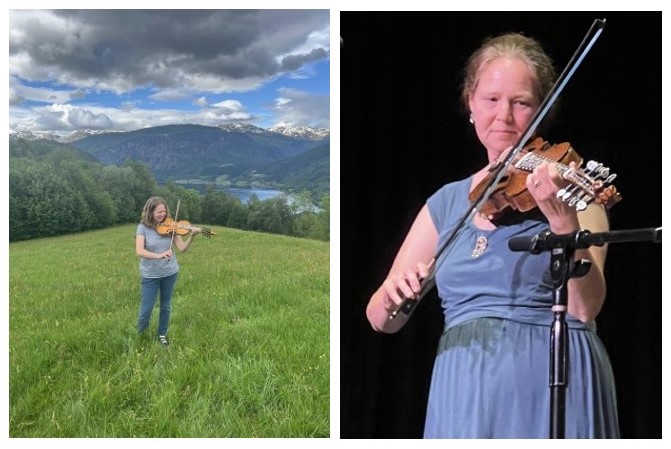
58 129 120 143
9 130 59 142
9 129 119 143
269 125 330 141
10 124 330 144
217 123 275 136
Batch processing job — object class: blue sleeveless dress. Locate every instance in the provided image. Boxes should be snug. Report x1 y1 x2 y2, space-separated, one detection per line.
423 177 619 438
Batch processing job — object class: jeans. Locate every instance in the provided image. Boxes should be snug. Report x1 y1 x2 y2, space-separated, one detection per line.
137 272 178 336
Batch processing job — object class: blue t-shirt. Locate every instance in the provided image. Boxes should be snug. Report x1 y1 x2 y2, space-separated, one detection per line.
136 223 180 278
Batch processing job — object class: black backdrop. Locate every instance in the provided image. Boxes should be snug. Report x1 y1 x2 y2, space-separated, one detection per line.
340 11 661 438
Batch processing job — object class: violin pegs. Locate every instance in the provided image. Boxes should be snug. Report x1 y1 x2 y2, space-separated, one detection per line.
605 173 617 184
598 166 610 178
568 196 583 209
585 160 598 171
576 191 593 210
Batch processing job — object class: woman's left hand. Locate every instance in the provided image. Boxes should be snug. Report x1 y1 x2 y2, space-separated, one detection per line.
526 161 580 233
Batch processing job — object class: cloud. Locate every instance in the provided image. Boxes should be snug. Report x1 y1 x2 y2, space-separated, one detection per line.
121 101 137 111
211 99 244 112
15 104 113 131
148 89 191 102
272 87 329 128
9 76 85 105
67 108 113 129
8 10 330 133
193 96 209 107
280 48 329 72
206 99 253 121
9 101 253 134
9 10 330 94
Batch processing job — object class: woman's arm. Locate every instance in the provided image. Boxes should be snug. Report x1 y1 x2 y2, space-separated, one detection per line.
135 234 172 259
366 205 439 333
566 204 608 322
173 230 199 252
528 163 609 322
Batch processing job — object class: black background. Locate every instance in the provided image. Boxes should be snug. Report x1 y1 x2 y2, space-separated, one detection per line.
340 11 661 438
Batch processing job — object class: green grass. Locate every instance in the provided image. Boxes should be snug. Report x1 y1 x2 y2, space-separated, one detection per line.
9 224 329 437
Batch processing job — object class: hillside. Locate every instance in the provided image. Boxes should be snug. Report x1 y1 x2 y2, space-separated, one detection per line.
9 224 329 437
250 144 330 196
68 124 328 182
9 136 98 163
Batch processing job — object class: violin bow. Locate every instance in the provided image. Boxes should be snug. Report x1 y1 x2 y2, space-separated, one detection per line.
389 18 607 321
170 199 181 250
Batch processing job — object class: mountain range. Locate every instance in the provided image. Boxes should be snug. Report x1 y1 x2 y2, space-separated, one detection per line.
9 123 329 145
10 123 330 199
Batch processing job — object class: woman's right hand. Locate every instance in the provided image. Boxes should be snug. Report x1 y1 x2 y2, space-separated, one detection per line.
366 205 439 333
380 262 431 313
158 250 173 259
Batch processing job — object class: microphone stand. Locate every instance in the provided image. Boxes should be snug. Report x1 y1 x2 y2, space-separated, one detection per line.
509 226 661 438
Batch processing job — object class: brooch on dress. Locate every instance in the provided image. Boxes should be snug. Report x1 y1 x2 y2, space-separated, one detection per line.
471 235 488 258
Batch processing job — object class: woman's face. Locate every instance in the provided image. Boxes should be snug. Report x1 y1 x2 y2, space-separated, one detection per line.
468 56 539 161
153 204 167 223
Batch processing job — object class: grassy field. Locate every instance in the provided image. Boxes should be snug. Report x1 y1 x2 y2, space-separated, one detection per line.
9 224 329 437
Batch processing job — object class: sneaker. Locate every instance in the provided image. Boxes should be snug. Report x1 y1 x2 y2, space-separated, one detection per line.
158 335 170 346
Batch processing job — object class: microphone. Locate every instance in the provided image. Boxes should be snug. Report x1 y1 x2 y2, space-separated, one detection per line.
509 231 546 253
509 227 662 254
508 230 593 254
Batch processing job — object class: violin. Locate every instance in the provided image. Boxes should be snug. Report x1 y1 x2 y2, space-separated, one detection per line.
155 217 216 238
469 137 622 219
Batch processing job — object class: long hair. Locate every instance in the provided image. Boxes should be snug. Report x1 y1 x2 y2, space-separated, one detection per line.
140 196 169 227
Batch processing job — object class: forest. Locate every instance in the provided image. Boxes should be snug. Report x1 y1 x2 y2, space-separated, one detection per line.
9 138 329 242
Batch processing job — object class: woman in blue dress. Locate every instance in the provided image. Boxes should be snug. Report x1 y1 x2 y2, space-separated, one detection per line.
365 33 619 438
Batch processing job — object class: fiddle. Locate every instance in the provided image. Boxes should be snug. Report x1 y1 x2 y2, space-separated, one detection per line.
469 137 622 220
155 217 216 238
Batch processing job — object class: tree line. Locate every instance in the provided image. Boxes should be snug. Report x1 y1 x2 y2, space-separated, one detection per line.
9 139 329 242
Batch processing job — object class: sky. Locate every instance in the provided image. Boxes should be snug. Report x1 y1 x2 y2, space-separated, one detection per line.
8 9 330 135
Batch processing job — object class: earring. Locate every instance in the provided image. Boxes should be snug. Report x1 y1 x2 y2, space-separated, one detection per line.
469 114 474 124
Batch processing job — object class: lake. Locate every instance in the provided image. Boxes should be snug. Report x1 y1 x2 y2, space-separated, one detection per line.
223 187 284 203
174 183 318 210
175 182 285 203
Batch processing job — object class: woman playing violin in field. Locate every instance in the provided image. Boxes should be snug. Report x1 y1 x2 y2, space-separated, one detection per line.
135 196 201 346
